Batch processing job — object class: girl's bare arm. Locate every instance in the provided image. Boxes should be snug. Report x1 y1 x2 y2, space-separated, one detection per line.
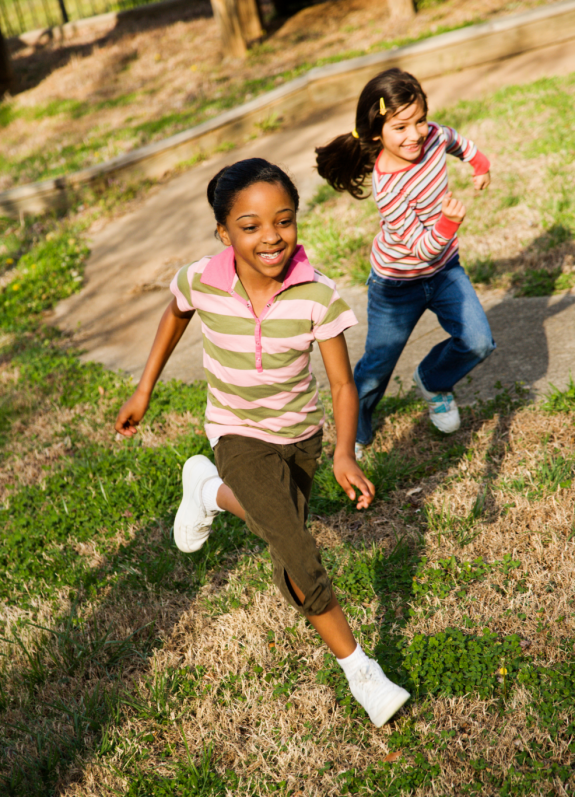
318 333 375 510
115 298 194 436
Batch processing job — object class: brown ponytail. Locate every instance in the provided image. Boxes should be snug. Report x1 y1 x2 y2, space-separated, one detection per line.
315 68 428 200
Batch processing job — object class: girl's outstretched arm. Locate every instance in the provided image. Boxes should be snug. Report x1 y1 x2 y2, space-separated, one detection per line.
318 333 375 510
115 298 194 436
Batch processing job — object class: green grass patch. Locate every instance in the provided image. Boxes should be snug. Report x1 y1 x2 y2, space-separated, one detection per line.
502 446 575 499
542 375 575 413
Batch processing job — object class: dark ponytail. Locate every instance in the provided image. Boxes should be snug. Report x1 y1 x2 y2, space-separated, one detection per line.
315 68 428 199
207 158 299 230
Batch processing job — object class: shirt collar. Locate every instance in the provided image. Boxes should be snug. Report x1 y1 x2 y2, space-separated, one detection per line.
200 244 315 291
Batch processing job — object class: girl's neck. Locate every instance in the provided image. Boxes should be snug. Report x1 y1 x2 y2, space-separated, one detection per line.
235 259 288 317
376 146 424 174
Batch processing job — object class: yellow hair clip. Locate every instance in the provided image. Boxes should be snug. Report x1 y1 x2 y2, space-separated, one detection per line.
379 97 386 115
352 128 359 139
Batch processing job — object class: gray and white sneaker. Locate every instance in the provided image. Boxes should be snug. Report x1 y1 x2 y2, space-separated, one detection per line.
413 367 460 433
173 455 219 553
348 659 410 727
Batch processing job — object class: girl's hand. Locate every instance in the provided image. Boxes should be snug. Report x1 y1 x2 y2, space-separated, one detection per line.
115 390 150 437
441 191 466 223
473 171 491 191
334 453 375 510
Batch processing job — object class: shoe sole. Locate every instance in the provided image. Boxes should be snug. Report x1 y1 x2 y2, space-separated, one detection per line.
173 455 217 553
370 687 411 727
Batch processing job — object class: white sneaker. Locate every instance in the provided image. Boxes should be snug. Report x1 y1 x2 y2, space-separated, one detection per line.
173 455 219 553
355 442 366 461
348 659 410 727
413 367 460 433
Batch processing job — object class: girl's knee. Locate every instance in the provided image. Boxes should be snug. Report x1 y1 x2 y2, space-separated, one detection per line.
470 334 495 362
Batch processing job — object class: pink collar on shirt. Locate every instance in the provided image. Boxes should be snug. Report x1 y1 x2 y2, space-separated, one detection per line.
200 244 315 291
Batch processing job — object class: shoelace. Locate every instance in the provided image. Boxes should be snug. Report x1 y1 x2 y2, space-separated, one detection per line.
429 393 455 414
356 664 382 685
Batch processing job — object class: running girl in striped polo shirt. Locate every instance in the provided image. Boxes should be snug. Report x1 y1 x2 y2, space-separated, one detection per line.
115 158 410 727
316 68 495 456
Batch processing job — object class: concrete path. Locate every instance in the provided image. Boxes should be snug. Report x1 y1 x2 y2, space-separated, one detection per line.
52 37 575 400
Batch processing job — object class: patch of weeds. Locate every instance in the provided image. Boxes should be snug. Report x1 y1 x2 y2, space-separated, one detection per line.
311 448 424 515
336 754 441 796
0 231 89 333
400 627 527 699
253 651 309 706
214 141 236 153
122 668 193 725
542 374 575 413
125 744 236 797
411 553 520 602
466 381 531 420
424 485 488 547
503 446 575 499
514 267 560 297
465 256 495 285
255 112 283 133
375 380 422 418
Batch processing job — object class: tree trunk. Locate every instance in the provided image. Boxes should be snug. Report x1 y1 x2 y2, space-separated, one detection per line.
236 0 264 45
210 0 248 58
0 27 11 97
388 0 415 22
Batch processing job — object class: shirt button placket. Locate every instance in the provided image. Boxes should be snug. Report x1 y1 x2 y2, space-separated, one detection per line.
255 319 262 372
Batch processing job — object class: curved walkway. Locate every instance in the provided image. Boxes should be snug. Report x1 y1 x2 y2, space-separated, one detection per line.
52 38 575 401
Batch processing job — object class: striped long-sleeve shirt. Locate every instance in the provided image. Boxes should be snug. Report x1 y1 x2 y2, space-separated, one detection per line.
170 244 357 444
370 122 490 280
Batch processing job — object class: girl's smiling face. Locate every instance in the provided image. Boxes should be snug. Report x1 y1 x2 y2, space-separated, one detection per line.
377 100 429 170
217 181 298 284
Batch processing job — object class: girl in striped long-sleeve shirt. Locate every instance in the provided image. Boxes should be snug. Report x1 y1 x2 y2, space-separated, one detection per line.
316 68 495 455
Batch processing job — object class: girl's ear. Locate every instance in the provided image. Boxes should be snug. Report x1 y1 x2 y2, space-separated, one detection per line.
217 223 231 246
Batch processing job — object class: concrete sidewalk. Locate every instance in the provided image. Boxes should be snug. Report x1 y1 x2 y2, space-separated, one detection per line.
52 38 575 401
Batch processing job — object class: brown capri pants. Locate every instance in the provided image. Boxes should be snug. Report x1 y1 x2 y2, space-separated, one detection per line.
214 431 332 617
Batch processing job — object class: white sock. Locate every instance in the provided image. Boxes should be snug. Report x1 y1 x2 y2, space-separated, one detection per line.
201 476 224 514
336 644 371 680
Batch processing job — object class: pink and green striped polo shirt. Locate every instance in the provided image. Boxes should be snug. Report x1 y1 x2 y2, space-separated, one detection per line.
170 244 357 444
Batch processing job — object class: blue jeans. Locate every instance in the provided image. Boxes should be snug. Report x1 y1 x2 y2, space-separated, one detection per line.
354 257 495 445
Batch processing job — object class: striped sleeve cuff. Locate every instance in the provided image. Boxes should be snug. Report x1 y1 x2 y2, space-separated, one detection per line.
314 308 358 341
434 214 461 240
170 270 194 312
469 150 491 175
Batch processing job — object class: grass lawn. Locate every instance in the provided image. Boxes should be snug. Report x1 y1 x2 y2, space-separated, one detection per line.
1 73 575 795
0 0 550 190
